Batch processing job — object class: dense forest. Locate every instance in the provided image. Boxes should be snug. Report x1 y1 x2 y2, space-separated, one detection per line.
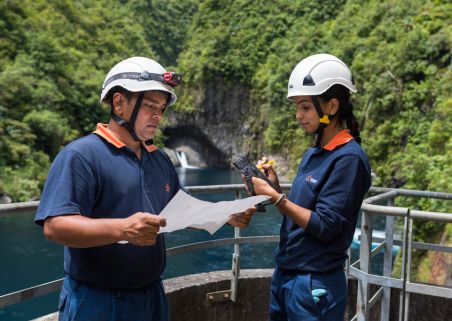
0 0 451 280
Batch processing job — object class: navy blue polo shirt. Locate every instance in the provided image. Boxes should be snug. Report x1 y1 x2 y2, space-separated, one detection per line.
276 130 371 272
35 124 181 289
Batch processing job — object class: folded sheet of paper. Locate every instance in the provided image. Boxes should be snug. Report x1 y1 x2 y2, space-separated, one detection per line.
159 190 270 234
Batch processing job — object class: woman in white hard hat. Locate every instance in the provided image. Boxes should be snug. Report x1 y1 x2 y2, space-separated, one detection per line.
250 54 372 320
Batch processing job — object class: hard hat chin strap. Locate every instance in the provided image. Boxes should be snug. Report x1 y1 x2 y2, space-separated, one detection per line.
312 96 336 147
111 92 154 146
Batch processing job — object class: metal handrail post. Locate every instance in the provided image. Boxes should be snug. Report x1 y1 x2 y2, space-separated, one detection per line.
357 210 373 321
381 198 395 321
403 216 413 321
231 189 241 302
398 209 410 321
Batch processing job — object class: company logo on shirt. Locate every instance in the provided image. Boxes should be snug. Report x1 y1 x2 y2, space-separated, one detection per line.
306 175 318 184
165 183 171 192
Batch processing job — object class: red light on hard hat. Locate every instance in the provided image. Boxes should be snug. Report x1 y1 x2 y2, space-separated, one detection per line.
163 72 182 87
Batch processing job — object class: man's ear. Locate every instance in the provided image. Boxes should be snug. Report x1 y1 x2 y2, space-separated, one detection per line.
112 92 124 114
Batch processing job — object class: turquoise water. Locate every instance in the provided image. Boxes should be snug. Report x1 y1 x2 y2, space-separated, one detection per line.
0 168 281 320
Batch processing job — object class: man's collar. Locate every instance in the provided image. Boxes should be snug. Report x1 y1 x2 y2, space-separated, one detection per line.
93 123 158 153
323 129 354 151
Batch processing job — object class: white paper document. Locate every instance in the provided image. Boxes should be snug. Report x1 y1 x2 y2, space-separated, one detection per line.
159 190 270 234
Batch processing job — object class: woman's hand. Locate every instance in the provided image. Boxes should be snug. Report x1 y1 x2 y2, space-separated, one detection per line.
259 162 281 192
228 207 256 228
255 157 282 194
250 177 280 201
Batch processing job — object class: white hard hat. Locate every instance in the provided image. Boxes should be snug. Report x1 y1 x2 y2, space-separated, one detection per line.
100 56 179 106
287 53 356 98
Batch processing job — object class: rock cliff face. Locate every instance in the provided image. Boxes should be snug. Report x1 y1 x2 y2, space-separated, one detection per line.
164 80 257 168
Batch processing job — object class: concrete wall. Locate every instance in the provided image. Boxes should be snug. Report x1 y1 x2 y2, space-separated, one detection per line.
346 277 452 321
32 269 452 321
164 269 272 321
165 269 452 321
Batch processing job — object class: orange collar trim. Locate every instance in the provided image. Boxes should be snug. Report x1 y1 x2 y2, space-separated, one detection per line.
93 123 158 153
323 129 354 151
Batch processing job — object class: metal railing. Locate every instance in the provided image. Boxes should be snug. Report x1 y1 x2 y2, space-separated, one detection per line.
0 184 285 309
0 184 451 321
350 188 452 321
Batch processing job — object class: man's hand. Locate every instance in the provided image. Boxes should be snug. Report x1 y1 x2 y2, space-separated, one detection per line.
122 212 166 246
228 207 256 228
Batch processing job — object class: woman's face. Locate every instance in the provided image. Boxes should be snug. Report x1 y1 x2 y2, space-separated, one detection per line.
293 96 320 133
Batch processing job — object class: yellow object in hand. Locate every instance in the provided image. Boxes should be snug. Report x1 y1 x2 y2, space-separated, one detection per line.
256 157 276 169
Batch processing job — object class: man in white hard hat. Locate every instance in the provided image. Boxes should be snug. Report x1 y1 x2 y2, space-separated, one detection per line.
35 57 255 321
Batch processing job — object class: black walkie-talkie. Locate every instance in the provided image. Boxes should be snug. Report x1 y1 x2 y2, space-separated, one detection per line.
232 154 278 212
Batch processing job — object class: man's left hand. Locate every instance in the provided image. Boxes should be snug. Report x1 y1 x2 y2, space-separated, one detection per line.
228 207 256 228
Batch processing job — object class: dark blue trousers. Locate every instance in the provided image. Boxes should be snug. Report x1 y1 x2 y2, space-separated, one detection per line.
58 275 168 321
269 267 347 321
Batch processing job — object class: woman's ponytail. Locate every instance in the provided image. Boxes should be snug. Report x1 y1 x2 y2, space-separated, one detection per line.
341 102 361 145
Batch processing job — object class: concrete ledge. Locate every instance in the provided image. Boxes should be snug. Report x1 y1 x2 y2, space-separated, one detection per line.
31 269 273 321
30 269 452 321
164 269 273 321
164 269 273 293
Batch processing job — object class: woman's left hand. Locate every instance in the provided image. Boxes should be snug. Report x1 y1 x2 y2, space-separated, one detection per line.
228 207 256 228
251 177 280 201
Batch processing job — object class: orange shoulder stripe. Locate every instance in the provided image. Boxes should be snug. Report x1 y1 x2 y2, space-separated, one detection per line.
93 123 158 153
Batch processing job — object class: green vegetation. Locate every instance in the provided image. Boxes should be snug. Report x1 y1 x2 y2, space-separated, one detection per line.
0 0 450 280
179 0 451 198
177 0 451 282
0 0 196 201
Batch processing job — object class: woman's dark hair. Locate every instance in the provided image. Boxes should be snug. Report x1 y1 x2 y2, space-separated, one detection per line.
318 84 361 144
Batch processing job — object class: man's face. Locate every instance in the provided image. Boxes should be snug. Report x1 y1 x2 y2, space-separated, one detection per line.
126 91 168 141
